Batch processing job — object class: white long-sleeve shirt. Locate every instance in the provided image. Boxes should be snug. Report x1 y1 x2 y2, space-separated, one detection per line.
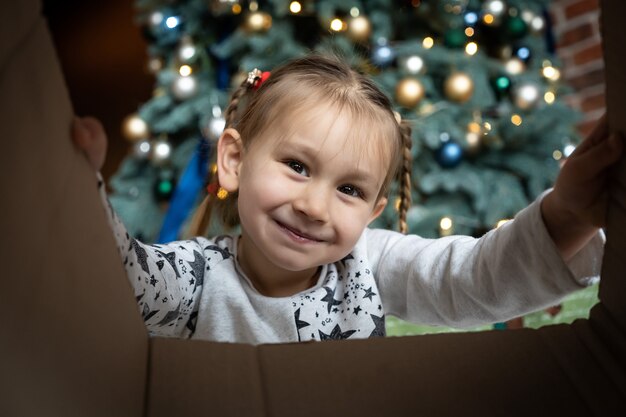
98 176 603 345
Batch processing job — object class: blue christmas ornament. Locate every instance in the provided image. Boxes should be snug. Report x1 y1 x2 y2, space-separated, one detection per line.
464 11 479 26
372 44 396 67
435 141 464 168
514 46 531 62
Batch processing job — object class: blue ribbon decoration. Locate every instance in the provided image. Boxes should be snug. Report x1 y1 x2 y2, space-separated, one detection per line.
157 139 210 243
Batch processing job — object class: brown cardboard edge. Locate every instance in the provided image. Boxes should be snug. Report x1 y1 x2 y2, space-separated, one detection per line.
0 1 149 416
147 337 267 417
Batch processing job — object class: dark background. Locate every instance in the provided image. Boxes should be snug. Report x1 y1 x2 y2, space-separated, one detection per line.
43 0 153 180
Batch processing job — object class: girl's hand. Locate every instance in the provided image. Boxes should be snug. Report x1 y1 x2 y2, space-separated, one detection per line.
541 115 624 260
72 116 108 172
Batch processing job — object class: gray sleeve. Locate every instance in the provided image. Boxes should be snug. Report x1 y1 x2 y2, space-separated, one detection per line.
96 173 205 338
367 191 604 328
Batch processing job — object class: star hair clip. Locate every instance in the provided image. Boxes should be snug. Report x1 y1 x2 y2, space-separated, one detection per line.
246 68 271 90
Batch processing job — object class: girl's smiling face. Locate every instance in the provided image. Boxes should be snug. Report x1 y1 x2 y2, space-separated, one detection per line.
221 105 390 294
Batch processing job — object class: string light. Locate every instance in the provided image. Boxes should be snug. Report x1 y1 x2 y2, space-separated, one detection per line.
483 14 494 25
465 42 478 55
465 27 474 37
423 36 434 49
289 1 301 14
350 7 360 17
552 150 563 160
330 18 345 31
165 16 180 29
153 141 172 159
179 65 192 76
496 219 510 228
440 217 453 236
232 4 242 14
511 114 523 126
249 1 259 12
542 66 561 81
544 91 556 104
564 144 576 157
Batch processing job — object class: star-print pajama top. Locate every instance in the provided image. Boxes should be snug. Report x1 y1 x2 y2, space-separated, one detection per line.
97 176 604 345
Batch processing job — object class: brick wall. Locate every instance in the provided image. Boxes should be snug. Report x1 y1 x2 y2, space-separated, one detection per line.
550 0 604 135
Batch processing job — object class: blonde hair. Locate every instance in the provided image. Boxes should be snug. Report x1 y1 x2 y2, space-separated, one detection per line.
188 54 412 236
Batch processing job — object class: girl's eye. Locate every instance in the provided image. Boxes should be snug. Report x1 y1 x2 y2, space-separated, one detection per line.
338 184 364 199
286 160 309 176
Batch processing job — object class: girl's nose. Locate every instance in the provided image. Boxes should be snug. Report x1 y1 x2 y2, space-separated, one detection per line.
292 183 330 223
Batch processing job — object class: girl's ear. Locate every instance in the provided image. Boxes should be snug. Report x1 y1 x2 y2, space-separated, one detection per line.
368 197 388 224
216 128 243 192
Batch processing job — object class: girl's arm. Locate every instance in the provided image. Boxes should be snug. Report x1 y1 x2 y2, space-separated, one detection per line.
368 193 604 329
73 117 204 338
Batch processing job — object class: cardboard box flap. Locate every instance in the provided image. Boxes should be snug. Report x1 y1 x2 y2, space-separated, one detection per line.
600 0 626 326
0 1 148 416
148 338 266 417
0 0 39 65
148 325 623 416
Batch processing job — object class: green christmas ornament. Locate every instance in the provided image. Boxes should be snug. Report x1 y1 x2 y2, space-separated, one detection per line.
504 15 528 39
491 74 511 98
444 27 467 48
154 170 176 202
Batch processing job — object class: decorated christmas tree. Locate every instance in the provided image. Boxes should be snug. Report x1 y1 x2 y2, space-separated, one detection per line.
109 0 598 334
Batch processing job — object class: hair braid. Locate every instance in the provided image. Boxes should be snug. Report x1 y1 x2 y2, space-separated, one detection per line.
397 120 412 234
225 79 253 128
185 78 255 238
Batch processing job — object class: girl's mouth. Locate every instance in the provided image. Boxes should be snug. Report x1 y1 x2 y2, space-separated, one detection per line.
275 221 323 243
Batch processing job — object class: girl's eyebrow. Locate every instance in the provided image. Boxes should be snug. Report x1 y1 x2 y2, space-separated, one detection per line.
283 141 380 185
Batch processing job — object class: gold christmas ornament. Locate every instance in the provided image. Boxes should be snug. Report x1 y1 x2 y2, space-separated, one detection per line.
347 16 371 42
395 77 425 108
444 72 474 103
244 11 272 33
122 113 149 142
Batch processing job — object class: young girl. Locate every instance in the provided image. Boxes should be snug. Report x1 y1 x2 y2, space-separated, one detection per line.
73 54 621 345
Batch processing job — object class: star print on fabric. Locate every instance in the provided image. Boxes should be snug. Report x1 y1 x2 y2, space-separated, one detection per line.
344 291 350 300
355 271 361 278
156 302 182 326
294 308 310 330
156 250 181 279
362 286 377 301
321 286 343 313
353 305 362 315
294 308 310 342
204 244 231 260
149 275 158 287
369 314 385 337
131 239 150 275
318 324 357 340
143 308 159 322
187 250 206 292
186 311 198 332
156 260 165 270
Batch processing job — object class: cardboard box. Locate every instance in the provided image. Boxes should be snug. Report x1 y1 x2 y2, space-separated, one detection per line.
0 0 624 415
